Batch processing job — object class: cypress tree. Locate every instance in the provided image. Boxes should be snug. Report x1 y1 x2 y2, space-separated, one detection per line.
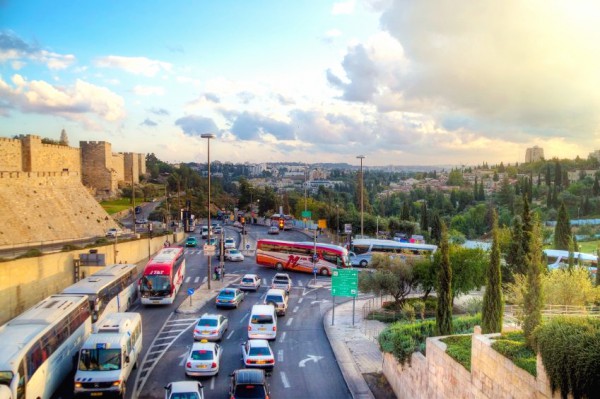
554 161 562 188
436 222 453 336
506 216 526 276
478 181 484 200
420 202 428 232
482 209 503 333
537 173 541 187
523 217 544 348
546 186 552 208
545 164 551 186
554 202 572 250
430 211 442 244
401 201 410 221
522 195 532 256
594 175 600 196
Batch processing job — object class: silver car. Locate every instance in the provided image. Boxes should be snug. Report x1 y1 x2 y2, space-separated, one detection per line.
193 313 228 341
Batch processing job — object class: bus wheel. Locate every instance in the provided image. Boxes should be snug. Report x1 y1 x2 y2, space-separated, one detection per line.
276 263 284 271
359 260 368 268
320 268 329 276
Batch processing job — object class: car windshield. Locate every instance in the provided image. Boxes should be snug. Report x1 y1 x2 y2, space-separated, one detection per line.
220 290 235 297
190 349 213 360
0 371 13 386
242 278 254 283
78 348 121 371
233 384 267 399
265 295 283 304
170 393 200 399
274 278 288 283
249 347 271 356
198 318 218 327
230 250 240 255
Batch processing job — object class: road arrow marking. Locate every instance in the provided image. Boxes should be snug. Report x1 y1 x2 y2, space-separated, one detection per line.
298 355 324 368
178 347 189 366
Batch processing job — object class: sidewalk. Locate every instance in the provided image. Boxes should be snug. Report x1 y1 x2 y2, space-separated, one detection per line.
323 297 386 399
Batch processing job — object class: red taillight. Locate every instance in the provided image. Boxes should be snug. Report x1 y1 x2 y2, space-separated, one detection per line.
212 362 217 368
273 326 276 331
186 361 191 368
247 359 254 364
211 330 218 334
248 326 251 331
194 329 199 334
267 359 274 363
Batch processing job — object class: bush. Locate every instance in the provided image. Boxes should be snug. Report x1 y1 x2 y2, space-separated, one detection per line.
533 317 600 398
16 249 42 259
441 335 472 371
491 332 536 376
378 314 481 365
461 297 483 315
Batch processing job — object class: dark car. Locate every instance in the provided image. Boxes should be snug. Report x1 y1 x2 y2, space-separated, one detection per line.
229 369 270 399
135 205 142 214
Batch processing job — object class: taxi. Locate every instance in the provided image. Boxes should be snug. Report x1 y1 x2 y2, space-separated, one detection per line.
185 340 222 377
241 339 275 370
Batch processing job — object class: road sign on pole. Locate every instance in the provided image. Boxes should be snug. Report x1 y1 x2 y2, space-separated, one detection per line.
331 269 358 297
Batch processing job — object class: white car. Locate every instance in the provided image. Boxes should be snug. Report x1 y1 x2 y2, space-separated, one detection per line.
225 249 244 262
241 339 275 370
164 381 204 399
105 228 123 238
193 313 228 341
239 274 261 291
224 237 236 249
185 340 222 377
271 273 292 293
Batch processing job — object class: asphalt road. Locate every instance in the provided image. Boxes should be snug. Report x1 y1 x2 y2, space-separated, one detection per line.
53 223 350 399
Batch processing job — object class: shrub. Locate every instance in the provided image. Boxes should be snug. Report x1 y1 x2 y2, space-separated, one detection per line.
401 303 416 322
461 297 483 315
17 249 42 259
441 335 472 371
533 317 600 398
491 331 536 376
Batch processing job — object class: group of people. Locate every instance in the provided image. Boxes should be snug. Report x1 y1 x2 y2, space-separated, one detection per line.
214 265 225 280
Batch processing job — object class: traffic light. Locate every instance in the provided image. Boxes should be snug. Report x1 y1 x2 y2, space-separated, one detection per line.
279 219 284 229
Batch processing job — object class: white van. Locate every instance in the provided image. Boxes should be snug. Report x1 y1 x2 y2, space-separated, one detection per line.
74 312 143 398
248 304 277 341
201 225 210 239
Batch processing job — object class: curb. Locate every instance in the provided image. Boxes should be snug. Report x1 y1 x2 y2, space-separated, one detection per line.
323 304 376 399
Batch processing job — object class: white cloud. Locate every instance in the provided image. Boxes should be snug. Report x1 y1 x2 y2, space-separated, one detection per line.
332 0 355 15
94 55 172 77
132 85 165 96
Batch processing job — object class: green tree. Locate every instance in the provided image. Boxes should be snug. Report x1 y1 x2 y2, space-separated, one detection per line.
593 175 600 196
420 202 428 233
358 254 418 305
506 216 526 277
401 201 410 221
482 209 503 333
522 195 533 256
553 202 572 250
436 222 453 336
523 218 544 348
430 211 442 244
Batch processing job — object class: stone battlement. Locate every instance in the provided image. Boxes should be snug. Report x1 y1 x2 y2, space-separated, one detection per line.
0 171 80 178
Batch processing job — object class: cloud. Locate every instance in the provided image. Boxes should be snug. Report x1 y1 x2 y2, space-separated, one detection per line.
175 115 219 136
229 111 295 141
132 85 165 96
0 31 75 70
327 44 378 102
332 0 355 15
237 91 255 104
94 55 172 77
0 74 125 123
204 93 220 103
148 107 169 116
322 29 342 44
141 118 157 127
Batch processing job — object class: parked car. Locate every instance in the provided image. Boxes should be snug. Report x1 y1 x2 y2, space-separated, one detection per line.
271 273 292 293
225 249 244 262
241 339 275 370
349 252 372 268
185 340 222 377
268 226 279 235
229 369 270 399
185 236 198 247
135 218 149 224
165 381 204 399
193 313 228 341
106 228 123 238
263 288 288 316
239 274 261 291
216 288 245 308
135 206 142 214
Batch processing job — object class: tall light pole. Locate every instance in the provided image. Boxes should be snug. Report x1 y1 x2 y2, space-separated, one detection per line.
201 133 216 289
357 155 365 237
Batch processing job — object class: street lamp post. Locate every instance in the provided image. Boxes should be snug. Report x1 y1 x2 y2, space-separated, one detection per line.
357 155 365 237
201 133 216 289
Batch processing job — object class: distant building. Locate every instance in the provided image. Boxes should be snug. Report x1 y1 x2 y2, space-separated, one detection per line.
525 146 544 163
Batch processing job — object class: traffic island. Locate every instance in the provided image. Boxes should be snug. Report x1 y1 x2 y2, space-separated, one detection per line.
176 274 240 314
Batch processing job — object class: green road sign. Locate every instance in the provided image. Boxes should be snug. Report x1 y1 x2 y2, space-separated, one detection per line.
331 268 358 297
301 210 312 218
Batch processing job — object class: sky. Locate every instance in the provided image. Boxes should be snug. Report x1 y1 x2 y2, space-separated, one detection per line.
2 0 600 167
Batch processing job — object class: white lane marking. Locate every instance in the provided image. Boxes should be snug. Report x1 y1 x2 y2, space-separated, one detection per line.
178 349 188 366
277 349 284 362
286 317 293 327
280 331 286 343
210 376 215 390
280 371 291 388
297 280 303 287
260 292 267 301
293 306 299 313
202 276 207 284
263 278 267 285
185 277 191 283
298 297 303 304
226 330 234 340
194 276 200 283
239 313 249 324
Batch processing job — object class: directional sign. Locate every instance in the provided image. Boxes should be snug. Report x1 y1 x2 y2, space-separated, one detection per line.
344 223 352 234
331 268 358 297
203 244 216 256
301 210 312 218
187 288 195 296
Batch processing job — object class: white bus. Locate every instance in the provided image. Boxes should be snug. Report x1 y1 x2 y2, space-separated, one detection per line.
62 263 139 324
74 312 142 399
350 238 438 260
0 294 92 399
543 249 598 272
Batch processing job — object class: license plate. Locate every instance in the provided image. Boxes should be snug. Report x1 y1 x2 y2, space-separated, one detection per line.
258 328 266 331
202 331 209 334
197 364 207 369
91 393 103 397
257 360 266 364
152 300 160 304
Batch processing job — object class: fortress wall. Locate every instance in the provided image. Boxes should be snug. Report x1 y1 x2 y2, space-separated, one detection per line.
0 172 118 246
21 135 81 173
81 141 116 195
112 153 125 182
123 152 140 184
137 153 146 175
0 137 23 171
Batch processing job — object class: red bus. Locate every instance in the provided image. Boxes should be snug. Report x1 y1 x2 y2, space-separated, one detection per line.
139 247 186 305
256 239 350 276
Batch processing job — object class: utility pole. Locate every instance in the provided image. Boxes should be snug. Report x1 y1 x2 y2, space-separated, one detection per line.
132 166 136 235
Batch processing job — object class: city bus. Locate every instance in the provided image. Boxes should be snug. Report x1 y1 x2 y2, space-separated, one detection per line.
256 238 350 276
350 238 438 260
61 263 139 324
0 294 92 399
139 246 186 305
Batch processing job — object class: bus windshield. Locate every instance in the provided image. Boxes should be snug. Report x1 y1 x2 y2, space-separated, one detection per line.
140 275 171 294
0 371 13 386
79 348 121 371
